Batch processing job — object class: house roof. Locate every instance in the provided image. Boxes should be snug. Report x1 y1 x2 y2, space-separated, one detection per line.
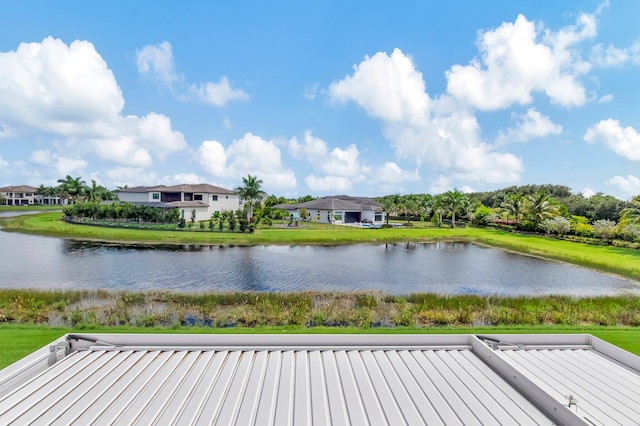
1 333 638 425
275 196 382 212
0 185 38 193
118 184 236 195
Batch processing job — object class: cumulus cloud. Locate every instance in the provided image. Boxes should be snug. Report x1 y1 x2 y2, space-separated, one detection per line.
29 149 87 177
135 41 181 89
581 187 596 198
330 49 523 187
584 119 640 161
0 36 124 137
446 13 594 110
198 133 297 189
190 77 249 107
606 175 640 199
304 175 353 192
0 37 187 172
106 167 158 188
371 162 420 184
330 48 430 126
495 108 562 145
289 131 420 192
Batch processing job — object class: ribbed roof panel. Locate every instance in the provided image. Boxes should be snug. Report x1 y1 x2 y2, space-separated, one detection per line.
0 347 550 425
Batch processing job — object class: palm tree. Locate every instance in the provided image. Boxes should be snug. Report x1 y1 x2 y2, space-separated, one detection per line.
433 194 447 227
57 175 86 204
620 195 640 227
442 189 469 228
378 197 397 226
500 192 529 230
527 191 559 229
235 175 266 222
422 194 434 220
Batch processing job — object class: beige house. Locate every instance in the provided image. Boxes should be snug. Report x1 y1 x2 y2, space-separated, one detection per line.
0 185 38 206
117 183 240 221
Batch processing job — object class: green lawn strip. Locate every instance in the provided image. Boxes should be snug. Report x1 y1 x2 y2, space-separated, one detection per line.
0 205 61 212
3 213 640 279
1 324 639 370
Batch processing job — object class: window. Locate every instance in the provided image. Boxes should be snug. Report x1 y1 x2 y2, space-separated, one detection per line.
194 194 203 201
375 212 383 222
152 193 160 200
212 195 218 201
334 211 343 221
226 196 228 199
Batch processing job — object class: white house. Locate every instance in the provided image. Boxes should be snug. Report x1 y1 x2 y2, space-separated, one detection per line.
0 185 68 206
274 195 385 225
117 184 240 221
0 185 38 206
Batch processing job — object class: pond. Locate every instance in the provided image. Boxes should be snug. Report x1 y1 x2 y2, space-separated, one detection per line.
0 229 638 296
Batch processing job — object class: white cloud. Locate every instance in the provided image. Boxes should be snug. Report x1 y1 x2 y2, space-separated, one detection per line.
161 173 204 185
330 48 430 126
190 77 249 107
106 167 158 187
135 41 181 89
198 133 296 189
371 162 420 184
0 155 8 169
0 37 124 137
581 187 596 198
0 37 187 171
305 175 353 192
495 108 562 145
136 41 248 108
304 83 319 100
330 49 523 187
606 175 640 199
28 149 86 177
446 13 593 110
598 94 613 103
584 119 640 161
590 40 640 67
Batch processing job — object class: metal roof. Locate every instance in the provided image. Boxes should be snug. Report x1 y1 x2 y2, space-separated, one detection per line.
118 184 236 195
1 334 639 425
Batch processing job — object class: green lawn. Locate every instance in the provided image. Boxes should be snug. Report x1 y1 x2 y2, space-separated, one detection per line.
2 324 639 370
3 212 640 280
0 205 62 212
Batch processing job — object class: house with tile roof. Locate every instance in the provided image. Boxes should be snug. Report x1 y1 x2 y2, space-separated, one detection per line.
117 184 240 221
0 185 66 206
274 195 385 225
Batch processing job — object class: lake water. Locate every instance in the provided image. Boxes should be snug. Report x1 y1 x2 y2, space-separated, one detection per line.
0 227 638 295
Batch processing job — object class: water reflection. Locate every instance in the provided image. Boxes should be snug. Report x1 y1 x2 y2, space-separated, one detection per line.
0 231 638 296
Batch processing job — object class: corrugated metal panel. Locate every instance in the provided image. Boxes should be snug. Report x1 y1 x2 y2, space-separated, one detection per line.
0 347 550 425
498 348 640 425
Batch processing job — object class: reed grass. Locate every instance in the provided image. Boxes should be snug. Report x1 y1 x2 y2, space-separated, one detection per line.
2 289 640 329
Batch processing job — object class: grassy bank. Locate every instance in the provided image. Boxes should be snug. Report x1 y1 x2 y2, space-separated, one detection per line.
0 205 62 212
2 323 639 369
3 212 640 280
2 288 640 329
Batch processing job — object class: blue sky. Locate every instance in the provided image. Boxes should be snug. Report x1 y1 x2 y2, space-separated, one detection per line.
1 1 640 200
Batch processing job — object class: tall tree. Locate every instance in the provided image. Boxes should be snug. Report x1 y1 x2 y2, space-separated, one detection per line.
620 195 640 227
500 192 529 230
442 189 469 228
527 191 559 229
56 175 86 204
378 197 397 226
235 174 266 222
